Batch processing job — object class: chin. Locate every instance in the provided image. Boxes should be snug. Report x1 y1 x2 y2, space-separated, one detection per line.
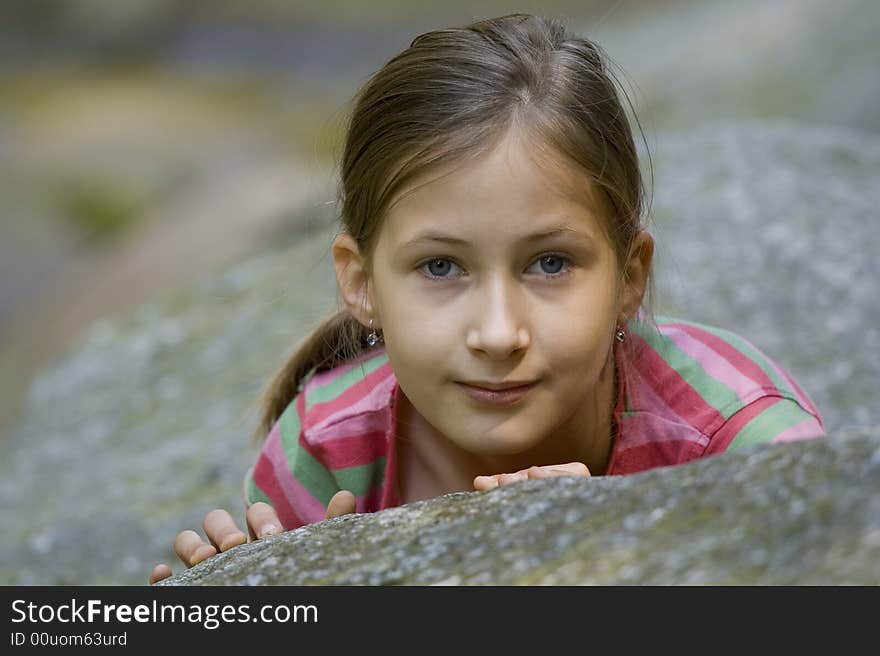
461 430 541 456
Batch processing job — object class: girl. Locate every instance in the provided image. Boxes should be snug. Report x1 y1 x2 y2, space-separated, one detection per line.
150 13 825 584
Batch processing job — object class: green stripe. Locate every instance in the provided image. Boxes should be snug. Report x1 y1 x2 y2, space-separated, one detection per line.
659 316 797 401
277 393 339 505
291 446 340 506
728 399 809 450
245 473 272 506
278 399 302 448
333 458 387 497
276 368 386 505
630 317 744 419
277 400 305 496
306 352 390 411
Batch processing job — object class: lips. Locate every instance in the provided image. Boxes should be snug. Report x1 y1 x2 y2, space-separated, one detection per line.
459 381 538 391
455 380 538 406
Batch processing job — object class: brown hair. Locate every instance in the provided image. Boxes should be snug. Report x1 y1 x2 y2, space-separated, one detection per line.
255 13 654 439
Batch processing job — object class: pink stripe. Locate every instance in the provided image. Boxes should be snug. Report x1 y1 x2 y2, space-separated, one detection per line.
262 422 327 525
667 321 822 425
606 341 709 475
308 363 396 430
380 382 402 511
664 325 770 405
309 346 387 388
771 416 826 443
608 440 706 475
313 427 389 470
765 358 822 422
617 412 710 449
704 396 780 454
629 331 727 435
616 367 708 449
309 410 392 444
665 322 779 394
356 481 387 513
252 454 300 529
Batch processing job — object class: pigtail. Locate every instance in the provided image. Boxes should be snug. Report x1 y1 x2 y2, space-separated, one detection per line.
252 310 368 442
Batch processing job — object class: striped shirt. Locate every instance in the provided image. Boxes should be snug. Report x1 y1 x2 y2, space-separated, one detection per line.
244 315 825 530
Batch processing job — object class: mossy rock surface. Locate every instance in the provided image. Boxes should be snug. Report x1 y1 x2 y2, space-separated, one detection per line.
161 427 880 585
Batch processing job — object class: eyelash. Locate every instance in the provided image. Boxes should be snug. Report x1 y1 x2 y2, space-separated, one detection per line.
416 253 575 281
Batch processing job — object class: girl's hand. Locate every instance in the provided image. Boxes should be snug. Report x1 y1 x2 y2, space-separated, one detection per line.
149 490 356 584
473 462 590 491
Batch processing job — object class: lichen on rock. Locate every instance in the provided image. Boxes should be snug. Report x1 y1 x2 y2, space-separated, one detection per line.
160 427 880 586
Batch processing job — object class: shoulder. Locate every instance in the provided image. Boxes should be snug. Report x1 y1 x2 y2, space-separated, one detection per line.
244 347 398 529
610 315 824 472
300 346 397 433
626 315 819 418
266 345 396 455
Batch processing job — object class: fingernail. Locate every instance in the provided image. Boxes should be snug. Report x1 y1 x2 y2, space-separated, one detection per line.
219 532 247 552
259 523 278 538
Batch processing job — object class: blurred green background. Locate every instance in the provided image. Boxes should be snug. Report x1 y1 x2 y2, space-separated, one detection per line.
2 0 878 437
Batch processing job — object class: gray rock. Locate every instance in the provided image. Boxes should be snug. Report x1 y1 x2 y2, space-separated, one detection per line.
648 121 880 432
0 229 341 585
160 427 880 585
595 0 880 134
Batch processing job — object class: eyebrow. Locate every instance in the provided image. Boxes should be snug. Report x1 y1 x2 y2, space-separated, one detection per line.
398 224 596 250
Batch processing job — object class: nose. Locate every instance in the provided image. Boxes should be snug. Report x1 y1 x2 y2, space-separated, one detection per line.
465 274 531 359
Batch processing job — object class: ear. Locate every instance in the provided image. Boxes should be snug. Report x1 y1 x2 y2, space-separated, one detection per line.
618 230 654 324
332 232 376 328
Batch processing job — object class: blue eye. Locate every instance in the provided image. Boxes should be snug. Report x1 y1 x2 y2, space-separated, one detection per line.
537 255 564 274
420 258 464 279
528 253 572 278
417 254 572 281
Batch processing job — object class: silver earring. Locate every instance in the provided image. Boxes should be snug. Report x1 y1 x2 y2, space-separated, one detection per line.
615 326 626 343
367 318 383 347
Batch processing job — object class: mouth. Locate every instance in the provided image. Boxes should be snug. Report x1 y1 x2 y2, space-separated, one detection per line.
455 380 539 405
458 380 539 391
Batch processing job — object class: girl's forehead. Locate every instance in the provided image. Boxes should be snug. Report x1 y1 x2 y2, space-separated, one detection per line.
382 141 610 243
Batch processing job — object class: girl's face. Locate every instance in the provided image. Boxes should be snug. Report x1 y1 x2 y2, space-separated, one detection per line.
368 132 634 459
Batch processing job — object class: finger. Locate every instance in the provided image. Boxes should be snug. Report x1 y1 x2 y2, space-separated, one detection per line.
473 475 500 491
150 563 172 585
326 490 356 519
245 501 282 540
203 509 247 552
173 530 217 568
527 462 591 479
555 462 591 476
498 471 529 487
